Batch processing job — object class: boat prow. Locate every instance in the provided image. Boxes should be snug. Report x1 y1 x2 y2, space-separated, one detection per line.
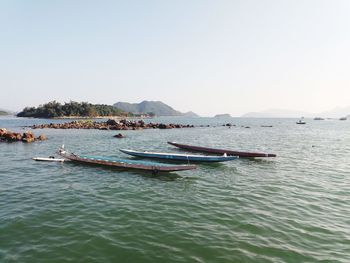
33 157 65 162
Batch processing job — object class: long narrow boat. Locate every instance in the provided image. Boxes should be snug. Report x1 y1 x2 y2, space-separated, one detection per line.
120 149 238 162
58 146 196 173
168 142 277 158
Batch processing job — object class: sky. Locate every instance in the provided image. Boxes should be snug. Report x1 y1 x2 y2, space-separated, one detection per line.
1 0 350 116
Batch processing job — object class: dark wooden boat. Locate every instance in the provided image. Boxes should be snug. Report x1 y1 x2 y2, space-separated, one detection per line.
168 142 276 158
58 146 196 173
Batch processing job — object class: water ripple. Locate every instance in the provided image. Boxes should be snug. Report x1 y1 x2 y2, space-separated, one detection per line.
1 118 350 262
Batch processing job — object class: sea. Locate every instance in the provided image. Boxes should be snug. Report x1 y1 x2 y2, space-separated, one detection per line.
0 116 349 263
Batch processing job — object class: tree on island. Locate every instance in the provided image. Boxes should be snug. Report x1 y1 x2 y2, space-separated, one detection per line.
17 101 127 118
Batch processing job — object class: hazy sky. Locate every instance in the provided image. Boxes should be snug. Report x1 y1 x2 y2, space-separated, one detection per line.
1 0 350 116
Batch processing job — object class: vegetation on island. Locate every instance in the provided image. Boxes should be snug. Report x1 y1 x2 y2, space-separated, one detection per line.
17 101 128 118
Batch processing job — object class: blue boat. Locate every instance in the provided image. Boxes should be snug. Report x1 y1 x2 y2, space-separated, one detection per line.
120 149 238 162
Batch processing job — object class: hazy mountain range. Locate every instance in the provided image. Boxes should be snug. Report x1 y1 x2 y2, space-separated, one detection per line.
242 106 350 118
214 114 232 118
0 108 13 115
113 101 199 117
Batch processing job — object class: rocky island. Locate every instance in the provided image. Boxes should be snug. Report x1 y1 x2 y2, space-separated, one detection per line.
0 128 47 143
17 101 127 118
30 119 194 130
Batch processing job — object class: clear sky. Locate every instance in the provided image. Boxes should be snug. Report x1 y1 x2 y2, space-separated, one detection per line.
1 0 350 116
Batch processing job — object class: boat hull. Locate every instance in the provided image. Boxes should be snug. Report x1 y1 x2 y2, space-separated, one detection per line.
168 142 276 158
120 149 238 162
58 149 196 172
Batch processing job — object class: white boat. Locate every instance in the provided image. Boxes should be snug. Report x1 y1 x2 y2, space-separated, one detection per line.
296 117 306 124
33 156 65 162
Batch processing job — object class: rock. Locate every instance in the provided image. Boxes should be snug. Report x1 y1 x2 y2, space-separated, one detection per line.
37 134 47 141
158 123 169 129
114 133 124 138
22 131 35 143
4 132 22 142
120 119 128 125
107 119 118 126
138 120 145 127
1 129 46 143
0 128 7 137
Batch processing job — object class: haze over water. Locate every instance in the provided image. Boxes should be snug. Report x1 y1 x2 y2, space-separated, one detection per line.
1 117 349 262
2 1 350 115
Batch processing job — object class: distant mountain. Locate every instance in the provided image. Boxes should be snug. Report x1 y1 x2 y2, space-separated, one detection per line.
242 107 350 118
214 114 232 118
0 108 12 116
183 111 199 117
113 101 199 117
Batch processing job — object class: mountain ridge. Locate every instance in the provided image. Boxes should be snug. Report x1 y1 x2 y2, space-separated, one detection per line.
0 108 13 116
113 101 199 117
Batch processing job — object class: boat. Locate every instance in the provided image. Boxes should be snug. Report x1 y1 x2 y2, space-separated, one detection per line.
339 117 347 121
120 149 238 162
58 146 196 173
168 142 277 158
296 117 306 124
33 156 65 162
314 117 324 120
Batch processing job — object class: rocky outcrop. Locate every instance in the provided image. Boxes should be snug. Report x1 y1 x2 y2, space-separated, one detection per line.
0 128 47 143
22 131 35 143
30 119 195 130
36 134 47 141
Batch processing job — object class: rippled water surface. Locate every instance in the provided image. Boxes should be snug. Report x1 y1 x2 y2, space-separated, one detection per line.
1 117 349 263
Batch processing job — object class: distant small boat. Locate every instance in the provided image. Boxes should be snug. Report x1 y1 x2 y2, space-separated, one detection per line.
33 156 65 162
339 117 347 121
120 149 238 162
296 117 306 124
314 117 324 120
58 146 196 173
168 142 276 158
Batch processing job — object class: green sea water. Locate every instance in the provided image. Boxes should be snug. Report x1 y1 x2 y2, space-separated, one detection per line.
0 117 349 263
